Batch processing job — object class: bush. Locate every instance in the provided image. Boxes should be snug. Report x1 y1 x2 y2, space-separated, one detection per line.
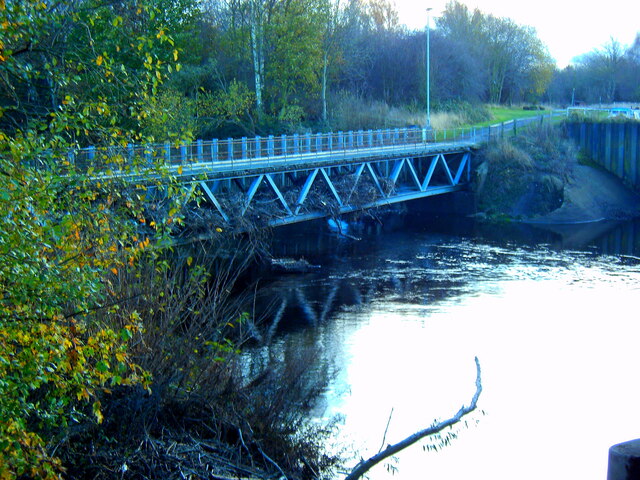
474 124 575 218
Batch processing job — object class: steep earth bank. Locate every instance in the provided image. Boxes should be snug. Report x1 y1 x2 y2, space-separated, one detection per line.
473 125 640 224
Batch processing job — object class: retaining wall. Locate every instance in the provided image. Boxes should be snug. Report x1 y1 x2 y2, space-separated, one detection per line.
566 122 640 191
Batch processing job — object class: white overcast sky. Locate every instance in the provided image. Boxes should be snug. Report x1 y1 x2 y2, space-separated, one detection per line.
396 0 640 68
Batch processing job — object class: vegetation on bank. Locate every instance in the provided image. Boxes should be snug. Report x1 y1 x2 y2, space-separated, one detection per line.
473 124 578 219
0 2 334 479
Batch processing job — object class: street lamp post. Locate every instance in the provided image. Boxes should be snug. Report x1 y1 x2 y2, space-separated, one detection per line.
426 7 433 129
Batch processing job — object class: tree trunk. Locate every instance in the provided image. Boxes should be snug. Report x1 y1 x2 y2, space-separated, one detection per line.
322 52 328 122
250 0 264 116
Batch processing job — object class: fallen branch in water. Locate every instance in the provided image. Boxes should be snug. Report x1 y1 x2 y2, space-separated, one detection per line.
345 357 483 480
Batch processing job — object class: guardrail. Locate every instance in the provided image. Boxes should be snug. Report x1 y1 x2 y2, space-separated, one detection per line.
62 110 565 174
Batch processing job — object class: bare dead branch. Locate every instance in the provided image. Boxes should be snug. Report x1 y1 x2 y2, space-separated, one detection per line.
345 357 482 480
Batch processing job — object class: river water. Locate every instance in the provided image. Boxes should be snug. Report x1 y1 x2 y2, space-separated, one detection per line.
247 213 640 480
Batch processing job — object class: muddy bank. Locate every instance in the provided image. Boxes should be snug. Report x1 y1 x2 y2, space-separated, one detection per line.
524 164 640 224
473 125 640 225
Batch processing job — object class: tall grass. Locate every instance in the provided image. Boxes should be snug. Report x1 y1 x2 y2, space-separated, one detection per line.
328 93 489 131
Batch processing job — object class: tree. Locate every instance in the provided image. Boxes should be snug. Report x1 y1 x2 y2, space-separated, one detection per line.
556 36 640 105
0 1 181 477
266 0 325 119
435 1 554 104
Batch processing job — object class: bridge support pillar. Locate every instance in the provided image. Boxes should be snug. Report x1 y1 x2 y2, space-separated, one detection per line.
211 139 218 162
255 136 261 158
293 134 299 154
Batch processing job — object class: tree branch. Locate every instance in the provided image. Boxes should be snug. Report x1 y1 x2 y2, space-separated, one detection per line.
345 357 482 480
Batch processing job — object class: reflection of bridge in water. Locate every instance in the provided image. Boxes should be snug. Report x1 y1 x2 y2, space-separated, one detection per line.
249 216 640 344
251 242 461 344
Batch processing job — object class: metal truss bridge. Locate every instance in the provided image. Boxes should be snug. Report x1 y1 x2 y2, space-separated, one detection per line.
71 112 563 230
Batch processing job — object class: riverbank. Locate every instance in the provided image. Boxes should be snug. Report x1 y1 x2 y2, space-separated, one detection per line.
525 163 640 224
473 123 640 225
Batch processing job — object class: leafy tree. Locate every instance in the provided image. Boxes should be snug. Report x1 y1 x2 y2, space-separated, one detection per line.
0 1 181 477
435 1 554 104
266 0 324 118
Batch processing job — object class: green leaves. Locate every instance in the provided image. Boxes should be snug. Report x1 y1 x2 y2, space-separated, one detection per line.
0 0 182 477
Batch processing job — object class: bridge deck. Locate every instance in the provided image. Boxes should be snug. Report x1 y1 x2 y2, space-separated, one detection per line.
68 112 564 230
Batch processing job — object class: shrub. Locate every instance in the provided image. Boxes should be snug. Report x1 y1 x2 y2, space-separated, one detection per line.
475 124 575 218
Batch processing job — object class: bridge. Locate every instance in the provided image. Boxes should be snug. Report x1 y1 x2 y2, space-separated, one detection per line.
70 111 562 230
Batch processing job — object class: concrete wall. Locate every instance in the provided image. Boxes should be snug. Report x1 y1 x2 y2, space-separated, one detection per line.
567 122 640 192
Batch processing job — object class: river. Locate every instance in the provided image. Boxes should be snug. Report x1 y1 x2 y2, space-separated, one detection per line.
245 212 640 480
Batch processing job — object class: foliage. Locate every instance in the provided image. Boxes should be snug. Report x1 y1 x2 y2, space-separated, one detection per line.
51 238 339 480
143 88 197 141
435 100 491 125
196 80 255 136
435 1 555 105
0 1 184 477
548 35 640 105
474 124 576 218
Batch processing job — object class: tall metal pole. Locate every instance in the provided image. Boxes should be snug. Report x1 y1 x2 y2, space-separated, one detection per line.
426 7 432 128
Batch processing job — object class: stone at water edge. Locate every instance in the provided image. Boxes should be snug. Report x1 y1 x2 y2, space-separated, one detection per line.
608 439 640 480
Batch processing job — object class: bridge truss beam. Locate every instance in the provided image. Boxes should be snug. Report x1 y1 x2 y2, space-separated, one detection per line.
184 148 471 229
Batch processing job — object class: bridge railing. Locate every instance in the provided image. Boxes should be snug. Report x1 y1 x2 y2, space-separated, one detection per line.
69 126 435 172
65 111 566 174
474 110 566 143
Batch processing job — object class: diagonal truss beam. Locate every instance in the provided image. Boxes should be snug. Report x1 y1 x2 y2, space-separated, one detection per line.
390 159 405 183
199 181 229 222
404 158 422 190
264 174 293 215
346 163 366 203
441 155 455 185
320 167 343 206
366 163 385 196
421 154 445 190
242 175 264 216
294 169 319 215
453 152 470 185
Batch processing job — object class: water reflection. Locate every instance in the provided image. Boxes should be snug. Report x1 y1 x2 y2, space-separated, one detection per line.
246 217 640 480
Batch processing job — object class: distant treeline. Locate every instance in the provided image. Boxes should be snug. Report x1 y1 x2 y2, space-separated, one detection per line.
2 0 639 142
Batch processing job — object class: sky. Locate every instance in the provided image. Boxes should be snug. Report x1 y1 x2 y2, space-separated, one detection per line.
396 0 640 68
